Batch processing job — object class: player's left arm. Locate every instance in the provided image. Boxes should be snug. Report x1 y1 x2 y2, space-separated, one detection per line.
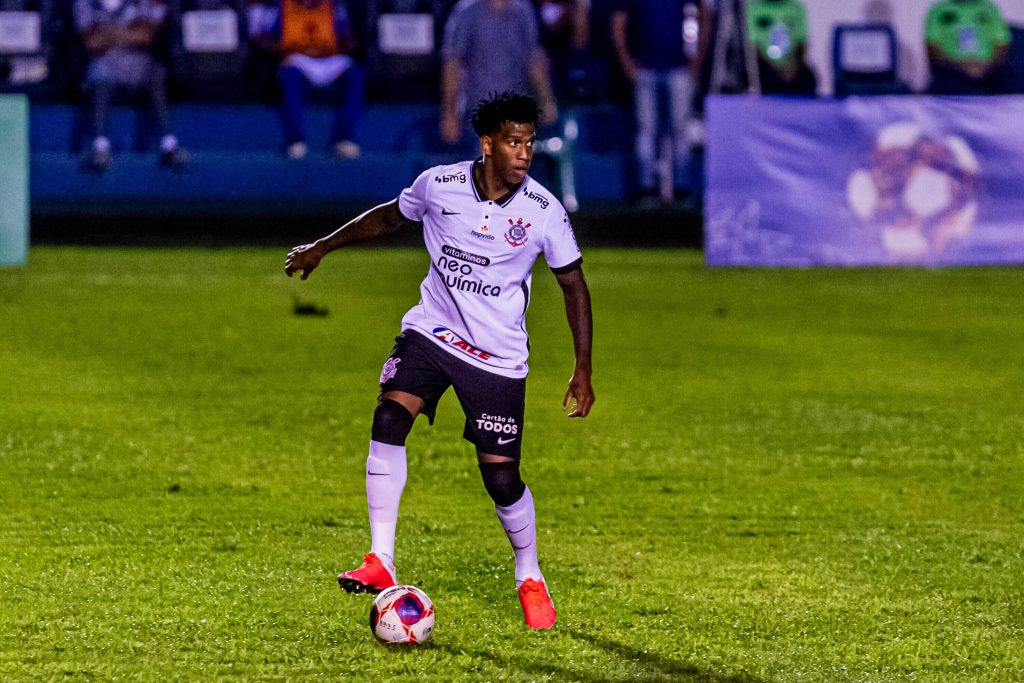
555 266 594 418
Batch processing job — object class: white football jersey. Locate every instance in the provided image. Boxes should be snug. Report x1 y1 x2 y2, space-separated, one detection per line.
397 159 582 378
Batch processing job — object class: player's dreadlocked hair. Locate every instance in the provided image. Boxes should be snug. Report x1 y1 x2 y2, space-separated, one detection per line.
470 91 541 136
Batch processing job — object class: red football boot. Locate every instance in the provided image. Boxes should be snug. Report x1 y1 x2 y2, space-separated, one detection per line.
337 553 396 594
518 578 557 629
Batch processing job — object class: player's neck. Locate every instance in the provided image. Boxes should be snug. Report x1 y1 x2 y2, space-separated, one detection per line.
473 158 522 205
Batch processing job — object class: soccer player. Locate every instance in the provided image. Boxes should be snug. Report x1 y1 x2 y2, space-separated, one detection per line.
284 91 594 630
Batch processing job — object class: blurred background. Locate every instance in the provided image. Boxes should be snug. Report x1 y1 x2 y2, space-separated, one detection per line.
2 0 1024 252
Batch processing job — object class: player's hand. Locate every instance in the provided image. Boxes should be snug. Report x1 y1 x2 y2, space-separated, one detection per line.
563 370 594 418
285 242 324 280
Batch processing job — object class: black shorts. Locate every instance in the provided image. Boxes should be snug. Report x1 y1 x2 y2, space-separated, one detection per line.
377 330 526 459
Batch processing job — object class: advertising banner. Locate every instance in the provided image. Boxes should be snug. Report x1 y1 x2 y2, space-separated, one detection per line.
0 95 29 266
705 95 1024 266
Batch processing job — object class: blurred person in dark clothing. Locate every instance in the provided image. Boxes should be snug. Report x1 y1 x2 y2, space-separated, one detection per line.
74 0 189 172
611 0 709 202
441 0 558 153
533 0 591 100
254 0 365 160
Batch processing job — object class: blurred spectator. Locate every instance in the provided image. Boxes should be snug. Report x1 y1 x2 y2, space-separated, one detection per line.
610 0 708 202
257 0 365 160
440 0 558 152
745 0 817 95
925 0 1010 95
73 0 189 172
533 0 592 101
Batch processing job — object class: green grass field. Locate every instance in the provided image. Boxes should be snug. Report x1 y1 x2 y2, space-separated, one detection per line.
1 246 1022 682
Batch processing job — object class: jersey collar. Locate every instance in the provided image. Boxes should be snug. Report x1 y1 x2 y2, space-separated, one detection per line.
470 157 526 208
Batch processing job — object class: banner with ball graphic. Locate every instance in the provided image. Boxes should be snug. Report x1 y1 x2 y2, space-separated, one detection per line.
705 95 1024 266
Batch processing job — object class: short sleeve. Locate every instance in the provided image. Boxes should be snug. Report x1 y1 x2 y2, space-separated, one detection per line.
543 209 583 273
398 168 433 222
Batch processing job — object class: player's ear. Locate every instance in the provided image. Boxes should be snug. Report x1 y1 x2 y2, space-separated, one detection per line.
481 135 493 156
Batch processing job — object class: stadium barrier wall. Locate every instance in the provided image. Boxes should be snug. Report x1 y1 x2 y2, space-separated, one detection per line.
705 94 1024 267
0 95 29 266
29 103 632 212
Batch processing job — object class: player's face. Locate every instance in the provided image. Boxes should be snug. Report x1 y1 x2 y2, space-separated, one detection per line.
483 121 536 187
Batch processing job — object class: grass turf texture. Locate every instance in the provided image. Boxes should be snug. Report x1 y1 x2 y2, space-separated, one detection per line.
1 246 1022 682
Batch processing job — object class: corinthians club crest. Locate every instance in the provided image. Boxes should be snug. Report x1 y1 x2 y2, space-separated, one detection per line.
504 217 532 247
379 357 401 384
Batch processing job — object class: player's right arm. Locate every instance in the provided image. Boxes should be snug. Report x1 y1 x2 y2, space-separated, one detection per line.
285 200 409 280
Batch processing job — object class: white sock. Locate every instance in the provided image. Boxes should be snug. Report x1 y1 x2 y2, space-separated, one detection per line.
495 486 543 586
93 136 111 153
366 440 406 572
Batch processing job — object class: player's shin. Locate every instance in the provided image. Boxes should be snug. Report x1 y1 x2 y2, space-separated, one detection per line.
366 440 407 569
366 398 415 568
494 485 543 586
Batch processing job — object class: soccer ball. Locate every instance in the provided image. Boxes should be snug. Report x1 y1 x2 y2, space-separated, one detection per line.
846 121 980 260
369 585 435 645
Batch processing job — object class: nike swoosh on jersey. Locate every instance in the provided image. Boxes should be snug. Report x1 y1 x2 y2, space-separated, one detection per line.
441 208 461 215
497 436 517 445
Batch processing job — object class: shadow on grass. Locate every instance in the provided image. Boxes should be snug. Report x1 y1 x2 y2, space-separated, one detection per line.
567 629 764 682
433 629 764 682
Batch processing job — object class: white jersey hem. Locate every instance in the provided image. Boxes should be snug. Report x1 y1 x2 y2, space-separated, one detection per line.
404 326 530 379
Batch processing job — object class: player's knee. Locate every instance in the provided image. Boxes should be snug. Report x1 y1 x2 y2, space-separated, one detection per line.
371 399 415 446
478 460 526 507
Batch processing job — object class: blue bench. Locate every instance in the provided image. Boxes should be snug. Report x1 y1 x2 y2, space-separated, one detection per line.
30 102 634 210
